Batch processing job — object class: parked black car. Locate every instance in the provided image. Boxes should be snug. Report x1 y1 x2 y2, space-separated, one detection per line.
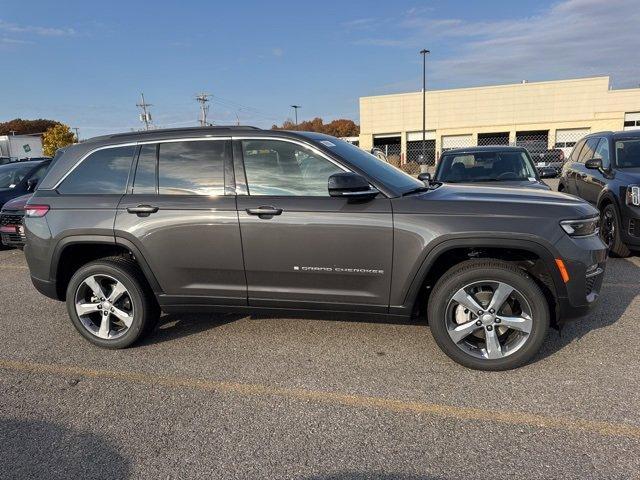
558 130 640 257
24 126 606 370
0 159 51 210
534 149 565 176
0 193 31 249
428 146 552 190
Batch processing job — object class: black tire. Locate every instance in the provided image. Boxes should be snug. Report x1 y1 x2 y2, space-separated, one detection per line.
427 259 550 371
65 256 160 349
557 183 565 192
600 203 630 258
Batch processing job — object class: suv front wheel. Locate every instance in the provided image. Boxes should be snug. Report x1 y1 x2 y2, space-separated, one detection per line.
66 256 160 349
428 259 549 370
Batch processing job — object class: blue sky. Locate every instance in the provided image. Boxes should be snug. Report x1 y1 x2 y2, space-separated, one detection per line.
1 0 639 137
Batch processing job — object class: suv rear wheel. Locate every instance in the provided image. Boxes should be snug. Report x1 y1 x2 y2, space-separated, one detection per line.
65 256 160 348
428 259 549 370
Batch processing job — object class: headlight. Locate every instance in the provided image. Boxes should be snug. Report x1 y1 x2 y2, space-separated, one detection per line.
560 216 599 237
626 185 640 206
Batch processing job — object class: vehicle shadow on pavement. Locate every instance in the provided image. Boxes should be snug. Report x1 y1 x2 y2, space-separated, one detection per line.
535 257 639 360
0 418 131 479
140 312 246 346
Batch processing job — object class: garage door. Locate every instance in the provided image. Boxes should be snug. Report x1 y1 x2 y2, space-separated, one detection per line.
555 128 590 157
441 134 473 151
624 112 640 131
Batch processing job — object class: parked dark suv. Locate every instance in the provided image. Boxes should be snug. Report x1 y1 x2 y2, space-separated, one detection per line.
558 130 640 257
24 127 606 370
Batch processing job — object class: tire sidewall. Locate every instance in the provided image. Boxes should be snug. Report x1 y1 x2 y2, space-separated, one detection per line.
428 264 549 370
66 262 147 349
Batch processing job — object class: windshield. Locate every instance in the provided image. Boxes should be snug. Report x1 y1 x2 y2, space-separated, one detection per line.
317 138 423 193
436 150 537 183
0 162 40 189
615 139 640 168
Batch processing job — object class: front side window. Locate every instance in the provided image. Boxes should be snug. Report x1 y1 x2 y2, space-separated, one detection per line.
242 140 343 196
58 146 135 194
436 150 537 183
594 138 611 169
158 140 228 195
615 139 640 168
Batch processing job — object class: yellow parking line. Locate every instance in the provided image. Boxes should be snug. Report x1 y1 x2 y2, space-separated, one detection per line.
1 358 639 439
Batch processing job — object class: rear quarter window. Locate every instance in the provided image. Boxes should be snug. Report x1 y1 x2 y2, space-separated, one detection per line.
58 146 136 194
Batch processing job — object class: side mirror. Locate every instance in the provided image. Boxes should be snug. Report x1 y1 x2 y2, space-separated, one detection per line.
26 178 38 192
538 167 556 179
417 172 431 185
328 172 378 200
585 158 603 170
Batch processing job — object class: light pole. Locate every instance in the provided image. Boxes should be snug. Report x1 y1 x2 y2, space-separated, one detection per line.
291 105 301 127
420 49 430 166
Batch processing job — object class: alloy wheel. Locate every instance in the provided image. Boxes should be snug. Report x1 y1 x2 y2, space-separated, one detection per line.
74 274 135 340
600 209 615 249
445 280 533 360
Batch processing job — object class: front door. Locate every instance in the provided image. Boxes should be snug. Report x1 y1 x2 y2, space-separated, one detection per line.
581 137 611 204
115 139 246 304
234 138 393 312
575 137 600 202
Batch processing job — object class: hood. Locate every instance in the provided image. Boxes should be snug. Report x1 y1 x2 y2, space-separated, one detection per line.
396 182 598 219
1 193 32 212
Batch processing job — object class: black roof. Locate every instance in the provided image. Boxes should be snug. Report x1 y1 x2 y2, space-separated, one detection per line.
443 145 526 155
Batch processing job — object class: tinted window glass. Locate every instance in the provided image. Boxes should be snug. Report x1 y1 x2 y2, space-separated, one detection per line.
28 162 50 184
436 150 536 183
158 140 228 195
58 146 135 194
569 139 586 162
615 139 640 168
133 144 157 194
577 138 599 163
242 140 343 196
594 138 611 168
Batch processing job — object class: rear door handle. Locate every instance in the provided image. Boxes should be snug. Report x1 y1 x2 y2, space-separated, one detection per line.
127 205 159 217
246 206 283 217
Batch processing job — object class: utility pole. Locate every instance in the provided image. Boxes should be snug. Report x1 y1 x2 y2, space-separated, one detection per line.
73 127 80 142
136 93 153 130
419 49 430 166
291 105 301 127
195 93 211 126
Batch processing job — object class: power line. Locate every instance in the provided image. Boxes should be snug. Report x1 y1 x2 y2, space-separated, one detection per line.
136 93 153 130
195 93 211 126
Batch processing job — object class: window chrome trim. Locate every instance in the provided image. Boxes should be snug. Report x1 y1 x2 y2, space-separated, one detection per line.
52 136 232 190
233 136 350 173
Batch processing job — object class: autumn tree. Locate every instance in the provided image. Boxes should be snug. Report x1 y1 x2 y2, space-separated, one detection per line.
42 123 76 157
271 117 359 137
0 118 59 136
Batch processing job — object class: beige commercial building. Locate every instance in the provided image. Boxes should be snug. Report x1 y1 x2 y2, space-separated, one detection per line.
358 76 640 164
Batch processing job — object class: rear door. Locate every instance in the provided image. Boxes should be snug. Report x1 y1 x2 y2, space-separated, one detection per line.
115 138 246 304
562 139 586 194
234 137 393 312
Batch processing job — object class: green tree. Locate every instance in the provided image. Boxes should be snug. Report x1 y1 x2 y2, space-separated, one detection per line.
42 123 76 157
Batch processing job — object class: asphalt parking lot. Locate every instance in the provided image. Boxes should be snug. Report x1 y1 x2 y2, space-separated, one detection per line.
1 238 639 478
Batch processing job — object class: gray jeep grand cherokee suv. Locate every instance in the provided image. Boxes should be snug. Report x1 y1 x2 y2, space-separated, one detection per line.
23 126 606 370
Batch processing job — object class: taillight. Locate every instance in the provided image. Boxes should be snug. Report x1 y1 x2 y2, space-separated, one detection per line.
25 205 50 218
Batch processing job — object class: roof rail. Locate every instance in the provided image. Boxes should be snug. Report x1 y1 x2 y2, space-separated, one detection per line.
107 125 261 139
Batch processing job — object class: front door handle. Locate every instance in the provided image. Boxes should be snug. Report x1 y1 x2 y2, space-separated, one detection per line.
246 206 283 217
127 205 159 217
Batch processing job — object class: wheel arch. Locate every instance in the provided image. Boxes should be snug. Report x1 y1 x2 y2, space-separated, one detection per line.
397 236 564 324
51 235 162 300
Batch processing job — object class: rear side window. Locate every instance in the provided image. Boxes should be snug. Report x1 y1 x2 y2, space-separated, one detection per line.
158 140 228 195
577 138 599 163
58 146 135 194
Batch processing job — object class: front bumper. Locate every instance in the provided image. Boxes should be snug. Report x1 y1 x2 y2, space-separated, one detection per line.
553 232 607 323
619 203 640 248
